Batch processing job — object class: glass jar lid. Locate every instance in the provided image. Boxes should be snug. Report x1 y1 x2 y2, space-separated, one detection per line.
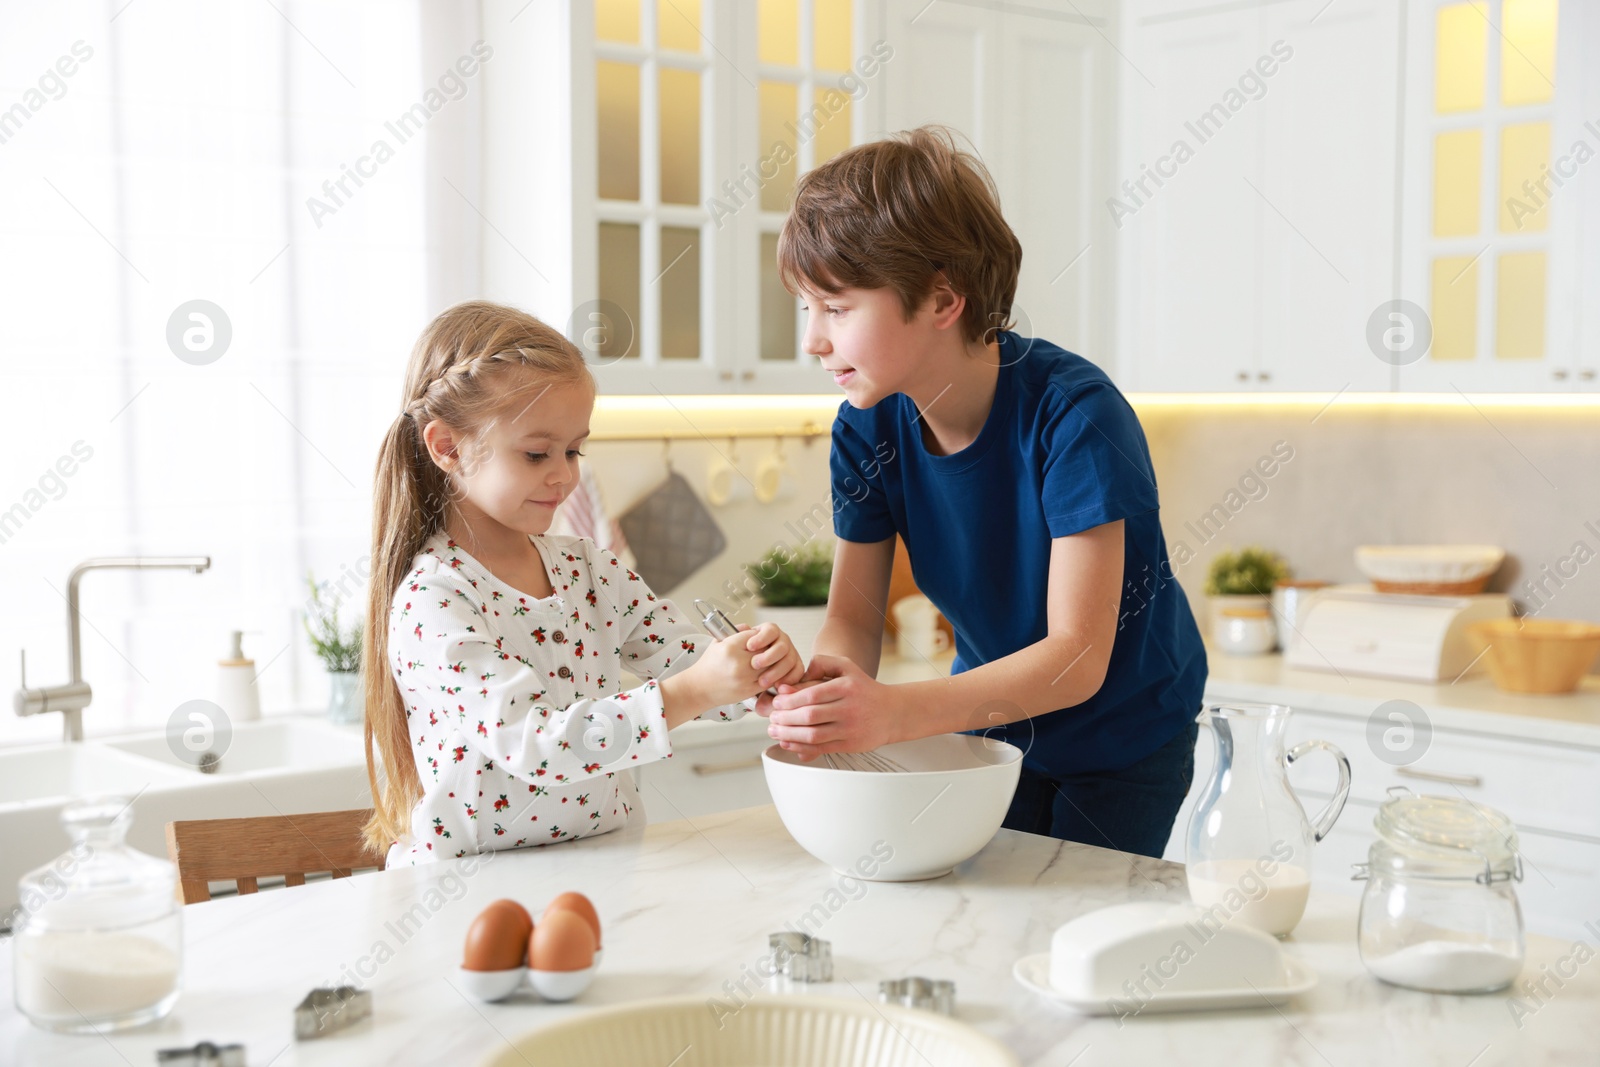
16 795 179 932
1371 791 1520 882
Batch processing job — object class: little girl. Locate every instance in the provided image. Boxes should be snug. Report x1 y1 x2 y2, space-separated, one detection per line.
361 301 802 865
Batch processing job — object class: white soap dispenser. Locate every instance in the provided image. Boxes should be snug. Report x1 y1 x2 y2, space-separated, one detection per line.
216 630 261 723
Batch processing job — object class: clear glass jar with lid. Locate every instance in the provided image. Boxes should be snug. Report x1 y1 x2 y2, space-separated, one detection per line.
12 795 183 1032
1353 788 1524 994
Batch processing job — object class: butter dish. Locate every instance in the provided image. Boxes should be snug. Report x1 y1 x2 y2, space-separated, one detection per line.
1012 902 1316 1015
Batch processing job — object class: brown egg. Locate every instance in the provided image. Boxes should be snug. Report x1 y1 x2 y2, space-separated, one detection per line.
543 891 602 949
529 909 597 973
462 899 534 972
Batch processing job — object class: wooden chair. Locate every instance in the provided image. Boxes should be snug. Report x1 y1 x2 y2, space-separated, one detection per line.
165 809 388 904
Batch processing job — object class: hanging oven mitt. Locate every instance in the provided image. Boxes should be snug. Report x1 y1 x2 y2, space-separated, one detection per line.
617 470 727 594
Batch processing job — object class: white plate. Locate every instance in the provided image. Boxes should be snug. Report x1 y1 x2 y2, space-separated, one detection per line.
1012 952 1317 1015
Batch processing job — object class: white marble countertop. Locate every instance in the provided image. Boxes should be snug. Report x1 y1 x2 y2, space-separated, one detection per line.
1203 647 1600 745
3 804 1594 1066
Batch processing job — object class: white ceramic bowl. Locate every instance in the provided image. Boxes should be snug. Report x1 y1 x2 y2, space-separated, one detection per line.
478 994 1018 1067
763 733 1023 881
1355 545 1504 585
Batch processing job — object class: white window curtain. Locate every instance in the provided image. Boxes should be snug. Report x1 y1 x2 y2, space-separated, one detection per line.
0 0 483 745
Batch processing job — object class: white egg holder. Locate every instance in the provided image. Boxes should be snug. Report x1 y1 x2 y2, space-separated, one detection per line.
457 949 604 1003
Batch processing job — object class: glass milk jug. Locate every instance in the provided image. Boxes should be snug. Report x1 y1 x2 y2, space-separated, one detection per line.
1186 703 1351 937
12 796 183 1033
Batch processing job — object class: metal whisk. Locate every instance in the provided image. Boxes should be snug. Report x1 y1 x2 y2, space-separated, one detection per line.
821 750 909 773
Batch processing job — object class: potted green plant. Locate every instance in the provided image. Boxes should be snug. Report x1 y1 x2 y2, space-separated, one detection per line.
304 572 364 725
1204 547 1291 653
744 541 832 662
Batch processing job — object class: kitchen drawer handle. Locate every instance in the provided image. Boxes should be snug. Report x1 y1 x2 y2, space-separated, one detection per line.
1395 766 1482 788
691 755 764 777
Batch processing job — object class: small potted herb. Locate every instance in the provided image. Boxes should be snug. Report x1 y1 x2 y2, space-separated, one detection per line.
1204 547 1291 654
304 572 364 724
744 541 832 662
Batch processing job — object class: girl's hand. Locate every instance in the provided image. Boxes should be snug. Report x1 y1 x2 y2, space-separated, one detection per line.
684 626 765 706
763 654 908 761
743 622 805 690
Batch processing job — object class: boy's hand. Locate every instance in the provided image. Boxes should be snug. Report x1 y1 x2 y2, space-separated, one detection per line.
743 622 805 690
762 654 908 761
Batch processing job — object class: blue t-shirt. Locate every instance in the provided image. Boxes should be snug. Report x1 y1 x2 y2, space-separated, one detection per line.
830 331 1207 777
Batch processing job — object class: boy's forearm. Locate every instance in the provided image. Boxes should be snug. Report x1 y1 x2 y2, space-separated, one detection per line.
900 632 1109 738
812 614 885 677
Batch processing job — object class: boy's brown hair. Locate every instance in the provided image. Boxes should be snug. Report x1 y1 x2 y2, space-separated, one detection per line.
777 125 1022 345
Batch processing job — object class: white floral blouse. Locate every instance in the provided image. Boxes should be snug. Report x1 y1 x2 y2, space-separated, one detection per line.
385 530 747 866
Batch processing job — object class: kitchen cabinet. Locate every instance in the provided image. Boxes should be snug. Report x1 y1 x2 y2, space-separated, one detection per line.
1393 0 1596 393
877 0 1121 377
637 720 771 823
1116 0 1399 393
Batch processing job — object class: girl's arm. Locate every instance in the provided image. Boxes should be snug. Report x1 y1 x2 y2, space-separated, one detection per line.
396 570 684 785
600 548 799 723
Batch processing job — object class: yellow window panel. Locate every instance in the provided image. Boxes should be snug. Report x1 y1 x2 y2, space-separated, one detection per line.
597 223 641 361
659 226 702 361
1499 122 1551 232
658 0 701 51
1431 256 1479 361
598 62 641 202
759 81 799 213
815 0 853 71
597 0 640 44
1496 251 1546 360
760 0 800 66
1502 0 1558 106
1433 129 1482 237
760 232 797 361
812 87 852 167
659 68 701 205
1436 3 1488 113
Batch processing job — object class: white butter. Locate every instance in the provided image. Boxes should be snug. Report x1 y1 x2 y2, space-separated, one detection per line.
1048 902 1288 1001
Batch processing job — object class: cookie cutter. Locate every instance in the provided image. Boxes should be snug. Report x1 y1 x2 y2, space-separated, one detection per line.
155 1042 246 1066
879 976 956 1015
768 931 833 982
293 985 372 1040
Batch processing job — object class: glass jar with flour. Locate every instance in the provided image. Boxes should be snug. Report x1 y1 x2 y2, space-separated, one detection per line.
12 795 183 1032
1354 789 1525 994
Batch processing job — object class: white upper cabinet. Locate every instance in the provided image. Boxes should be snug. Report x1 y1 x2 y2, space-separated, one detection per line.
1116 0 1399 393
1115 3 1267 392
876 0 1122 378
1396 0 1591 392
527 0 1593 395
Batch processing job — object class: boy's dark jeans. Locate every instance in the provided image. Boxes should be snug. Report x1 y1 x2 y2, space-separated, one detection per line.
1000 721 1200 859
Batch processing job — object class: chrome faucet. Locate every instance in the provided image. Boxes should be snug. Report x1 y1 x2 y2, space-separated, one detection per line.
14 556 212 741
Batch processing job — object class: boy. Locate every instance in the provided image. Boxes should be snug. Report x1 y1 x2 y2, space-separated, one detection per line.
761 127 1208 859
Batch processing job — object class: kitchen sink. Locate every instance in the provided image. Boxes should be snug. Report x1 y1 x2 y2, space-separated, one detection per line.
104 718 364 776
0 716 371 924
0 743 190 807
